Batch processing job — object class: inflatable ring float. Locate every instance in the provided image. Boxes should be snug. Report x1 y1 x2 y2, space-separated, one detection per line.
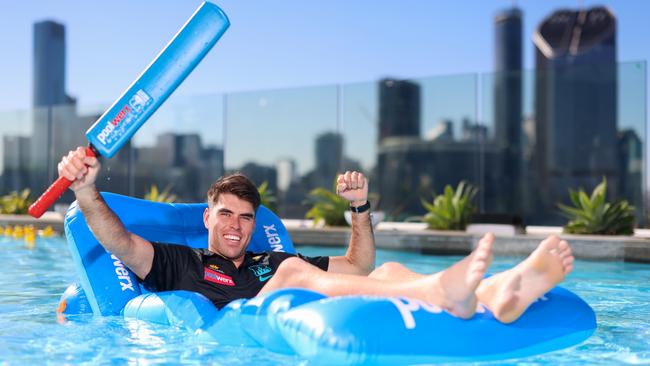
58 193 596 363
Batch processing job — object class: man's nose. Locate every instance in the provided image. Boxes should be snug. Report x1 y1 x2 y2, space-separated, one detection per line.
229 217 241 230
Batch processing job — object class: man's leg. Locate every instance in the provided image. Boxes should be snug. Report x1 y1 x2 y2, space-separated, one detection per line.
475 235 574 323
368 233 496 282
367 233 575 324
258 237 493 319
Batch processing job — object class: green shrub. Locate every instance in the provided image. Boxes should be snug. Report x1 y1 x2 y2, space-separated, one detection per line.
305 187 349 227
0 189 33 214
559 178 635 235
258 181 277 213
421 181 477 231
144 185 177 203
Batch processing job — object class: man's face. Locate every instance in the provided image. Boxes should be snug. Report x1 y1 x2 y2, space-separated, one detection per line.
203 193 256 264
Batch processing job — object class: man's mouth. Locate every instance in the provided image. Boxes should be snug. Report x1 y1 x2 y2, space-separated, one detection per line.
224 234 241 242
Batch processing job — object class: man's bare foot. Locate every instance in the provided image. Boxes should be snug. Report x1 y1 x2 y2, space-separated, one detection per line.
477 235 574 323
429 233 494 318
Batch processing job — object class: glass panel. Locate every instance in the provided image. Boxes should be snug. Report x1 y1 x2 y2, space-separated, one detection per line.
340 82 377 175
0 61 643 224
480 69 526 218
225 86 338 218
0 108 40 196
617 61 646 225
339 81 378 216
50 104 95 204
371 74 479 220
479 61 646 226
128 93 226 202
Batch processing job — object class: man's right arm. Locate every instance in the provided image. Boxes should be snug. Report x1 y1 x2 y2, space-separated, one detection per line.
59 147 154 279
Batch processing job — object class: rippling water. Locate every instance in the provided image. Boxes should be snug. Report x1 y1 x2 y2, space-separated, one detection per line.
1 237 649 365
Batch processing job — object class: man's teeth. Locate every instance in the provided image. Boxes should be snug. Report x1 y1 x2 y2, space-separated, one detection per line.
224 235 240 241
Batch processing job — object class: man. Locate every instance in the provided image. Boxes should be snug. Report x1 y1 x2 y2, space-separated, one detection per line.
59 147 574 323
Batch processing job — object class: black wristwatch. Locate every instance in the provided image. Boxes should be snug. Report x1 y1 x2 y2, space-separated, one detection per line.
350 201 371 213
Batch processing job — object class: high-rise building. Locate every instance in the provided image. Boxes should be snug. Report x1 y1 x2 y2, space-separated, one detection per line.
494 7 523 214
33 21 70 108
31 20 75 192
156 133 203 167
533 6 617 223
239 162 277 193
276 159 297 193
494 8 523 146
376 137 487 218
201 146 225 192
376 78 422 216
130 133 223 201
313 132 343 189
378 79 421 144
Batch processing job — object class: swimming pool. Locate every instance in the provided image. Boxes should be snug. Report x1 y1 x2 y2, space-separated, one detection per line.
1 236 649 365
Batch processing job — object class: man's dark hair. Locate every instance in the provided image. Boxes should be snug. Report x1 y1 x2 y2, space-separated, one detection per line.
207 173 261 211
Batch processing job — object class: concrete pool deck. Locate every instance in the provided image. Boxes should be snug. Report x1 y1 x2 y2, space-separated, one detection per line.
285 220 650 263
2 214 649 263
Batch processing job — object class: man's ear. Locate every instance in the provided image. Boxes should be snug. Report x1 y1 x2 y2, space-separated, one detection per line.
203 207 210 229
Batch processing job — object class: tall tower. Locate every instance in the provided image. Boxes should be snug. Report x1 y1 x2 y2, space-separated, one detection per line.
33 21 69 107
376 79 422 217
313 132 343 188
533 6 617 223
31 20 71 191
378 79 421 144
494 7 523 213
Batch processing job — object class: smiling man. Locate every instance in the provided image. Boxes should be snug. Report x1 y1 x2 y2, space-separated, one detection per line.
139 173 330 309
59 146 574 323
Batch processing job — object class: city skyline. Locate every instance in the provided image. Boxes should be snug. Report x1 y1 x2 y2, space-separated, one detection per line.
1 1 648 111
0 1 646 225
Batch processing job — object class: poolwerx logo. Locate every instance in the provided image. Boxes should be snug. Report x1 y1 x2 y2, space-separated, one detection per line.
264 224 283 252
97 104 132 145
110 254 135 291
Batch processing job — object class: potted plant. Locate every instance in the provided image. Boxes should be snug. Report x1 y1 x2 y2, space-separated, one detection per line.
421 181 477 231
0 189 33 214
558 178 635 235
305 186 349 227
257 181 277 213
144 185 177 203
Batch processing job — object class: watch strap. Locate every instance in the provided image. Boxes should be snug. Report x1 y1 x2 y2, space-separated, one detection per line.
349 201 371 213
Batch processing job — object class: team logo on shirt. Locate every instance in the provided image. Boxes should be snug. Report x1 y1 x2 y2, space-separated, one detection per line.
208 264 222 272
249 264 273 282
204 268 235 286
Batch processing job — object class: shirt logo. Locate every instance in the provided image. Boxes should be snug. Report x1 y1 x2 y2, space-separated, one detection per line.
204 268 235 286
208 264 222 272
249 264 273 282
258 274 273 282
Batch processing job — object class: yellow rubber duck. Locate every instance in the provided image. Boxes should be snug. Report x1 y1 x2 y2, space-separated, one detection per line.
25 236 36 249
39 225 56 238
25 232 36 248
13 225 24 239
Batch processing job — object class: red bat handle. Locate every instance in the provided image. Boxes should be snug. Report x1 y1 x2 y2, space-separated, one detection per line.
28 146 97 218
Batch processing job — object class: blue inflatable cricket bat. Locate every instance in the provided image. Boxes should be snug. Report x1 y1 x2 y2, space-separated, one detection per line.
29 2 230 218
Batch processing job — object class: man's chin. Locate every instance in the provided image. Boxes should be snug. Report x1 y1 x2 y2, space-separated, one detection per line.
220 248 246 261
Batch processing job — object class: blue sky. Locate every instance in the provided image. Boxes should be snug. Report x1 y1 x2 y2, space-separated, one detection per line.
0 0 648 111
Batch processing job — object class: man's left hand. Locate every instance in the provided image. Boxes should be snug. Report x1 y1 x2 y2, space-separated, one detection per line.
336 171 368 207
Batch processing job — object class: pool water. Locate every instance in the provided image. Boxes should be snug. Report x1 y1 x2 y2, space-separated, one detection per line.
1 236 649 365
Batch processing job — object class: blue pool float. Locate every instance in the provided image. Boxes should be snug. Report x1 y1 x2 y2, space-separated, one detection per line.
59 192 596 364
